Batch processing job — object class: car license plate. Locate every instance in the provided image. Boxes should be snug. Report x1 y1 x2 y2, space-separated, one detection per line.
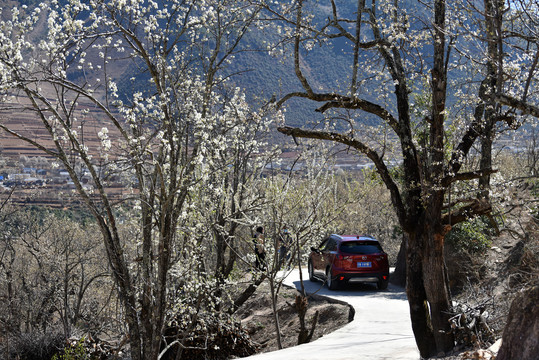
357 262 371 268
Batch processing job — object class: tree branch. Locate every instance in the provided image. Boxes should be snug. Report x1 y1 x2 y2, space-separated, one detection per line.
0 124 59 157
294 0 314 96
441 168 498 187
496 93 539 118
228 274 267 314
442 198 492 226
277 126 407 225
275 92 399 134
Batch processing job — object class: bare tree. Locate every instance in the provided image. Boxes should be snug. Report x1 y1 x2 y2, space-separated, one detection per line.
258 143 351 348
0 206 111 355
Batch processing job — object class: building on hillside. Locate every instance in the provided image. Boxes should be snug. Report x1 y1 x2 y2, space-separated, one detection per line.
8 173 31 180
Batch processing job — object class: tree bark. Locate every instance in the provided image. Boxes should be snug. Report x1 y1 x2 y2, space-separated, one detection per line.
390 234 407 287
406 214 453 358
421 219 454 353
228 274 267 315
406 229 437 357
99 226 142 360
479 0 503 198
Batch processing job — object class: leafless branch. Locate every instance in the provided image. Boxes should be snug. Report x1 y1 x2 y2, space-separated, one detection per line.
496 94 539 118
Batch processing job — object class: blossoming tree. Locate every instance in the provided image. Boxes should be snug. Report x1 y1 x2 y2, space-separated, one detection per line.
0 0 275 359
252 0 539 357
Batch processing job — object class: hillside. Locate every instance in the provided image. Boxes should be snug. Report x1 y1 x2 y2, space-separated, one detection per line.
241 190 539 360
440 182 539 359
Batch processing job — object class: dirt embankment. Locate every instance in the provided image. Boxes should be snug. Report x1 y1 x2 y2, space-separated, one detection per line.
234 280 353 354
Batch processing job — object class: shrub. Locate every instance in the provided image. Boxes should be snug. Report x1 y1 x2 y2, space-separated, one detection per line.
52 338 88 360
445 216 494 254
6 330 64 360
161 313 257 360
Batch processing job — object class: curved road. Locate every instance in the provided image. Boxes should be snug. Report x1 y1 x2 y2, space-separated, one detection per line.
243 269 420 360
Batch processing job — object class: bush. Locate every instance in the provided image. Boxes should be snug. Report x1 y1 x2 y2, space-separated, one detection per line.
5 330 65 360
161 313 257 360
52 338 88 360
445 216 494 254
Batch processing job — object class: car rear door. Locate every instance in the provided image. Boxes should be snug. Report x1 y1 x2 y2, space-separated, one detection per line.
311 238 329 276
321 237 338 277
338 241 386 272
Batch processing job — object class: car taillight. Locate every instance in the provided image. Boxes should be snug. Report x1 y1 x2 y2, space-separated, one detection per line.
335 254 353 268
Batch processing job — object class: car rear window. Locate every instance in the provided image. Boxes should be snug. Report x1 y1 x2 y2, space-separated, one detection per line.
339 241 383 254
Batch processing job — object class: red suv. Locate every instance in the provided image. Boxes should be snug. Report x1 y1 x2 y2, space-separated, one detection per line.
308 235 389 290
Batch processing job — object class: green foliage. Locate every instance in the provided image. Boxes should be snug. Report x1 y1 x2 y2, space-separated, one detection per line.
52 338 88 360
531 180 539 197
445 216 494 254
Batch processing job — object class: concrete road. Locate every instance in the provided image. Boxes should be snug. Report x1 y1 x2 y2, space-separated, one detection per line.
242 269 420 360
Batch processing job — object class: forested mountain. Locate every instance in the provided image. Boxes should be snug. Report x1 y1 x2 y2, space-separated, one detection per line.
2 0 526 130
0 0 358 127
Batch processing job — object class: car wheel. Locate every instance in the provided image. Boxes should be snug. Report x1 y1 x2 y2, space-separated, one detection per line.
326 268 339 290
378 279 388 290
308 261 315 282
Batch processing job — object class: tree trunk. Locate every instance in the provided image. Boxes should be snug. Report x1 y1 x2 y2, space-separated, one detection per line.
479 133 493 198
98 223 143 360
390 234 407 287
141 200 154 359
229 274 267 314
268 279 283 349
417 0 455 353
406 215 454 358
406 229 437 358
478 0 502 198
422 224 454 353
294 293 314 345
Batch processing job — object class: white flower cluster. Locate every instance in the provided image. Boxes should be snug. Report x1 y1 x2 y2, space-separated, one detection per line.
98 127 112 151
